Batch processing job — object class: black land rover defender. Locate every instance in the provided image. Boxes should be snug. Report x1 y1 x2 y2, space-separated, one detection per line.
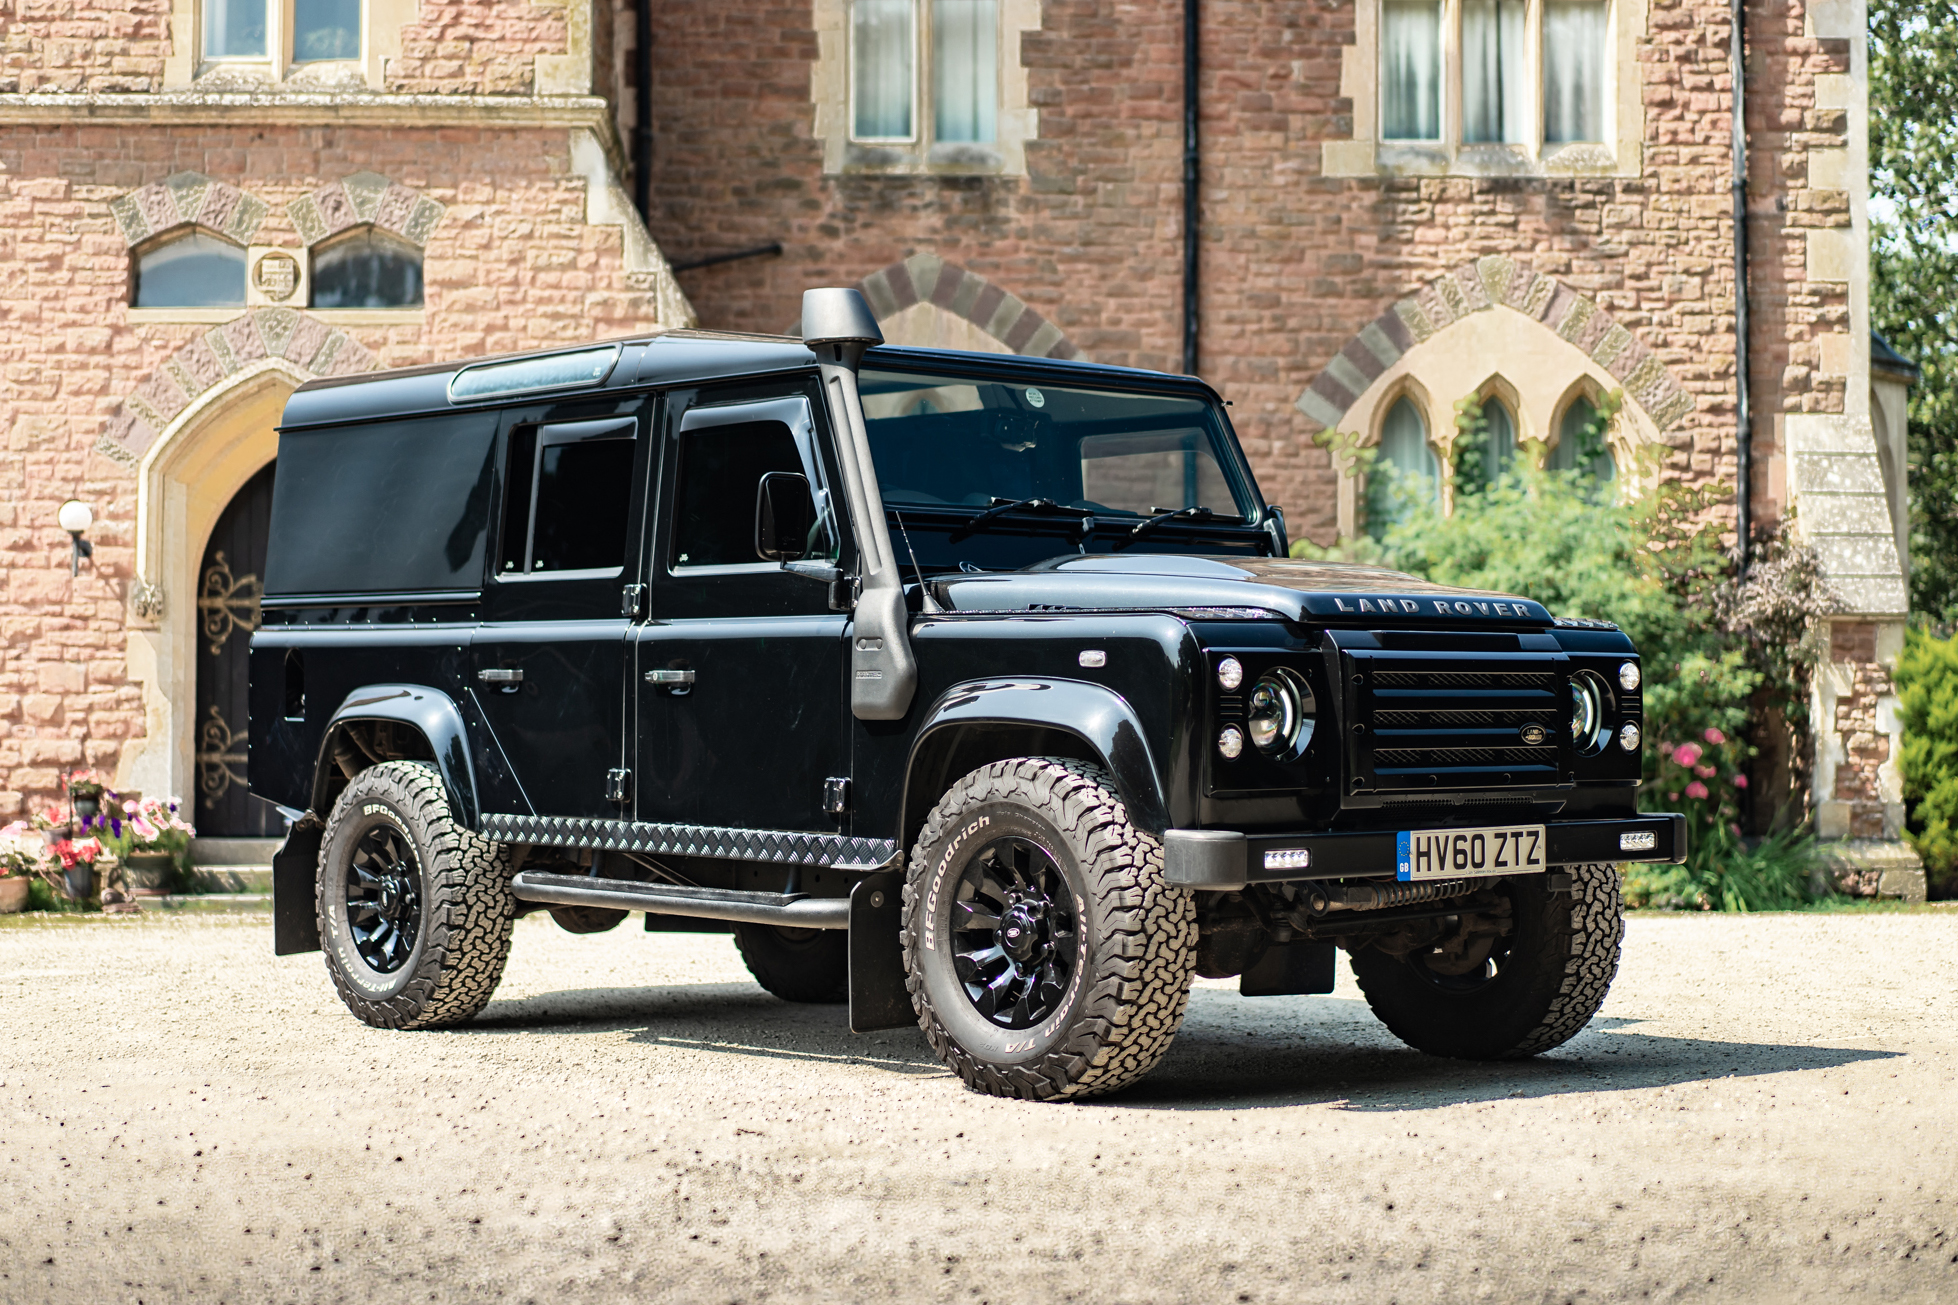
250 288 1682 1100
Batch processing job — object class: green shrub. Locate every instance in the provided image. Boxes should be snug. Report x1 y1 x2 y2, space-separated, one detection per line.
1897 626 1958 896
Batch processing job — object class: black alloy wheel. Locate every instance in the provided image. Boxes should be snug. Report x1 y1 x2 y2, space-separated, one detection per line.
951 835 1079 1030
344 823 422 974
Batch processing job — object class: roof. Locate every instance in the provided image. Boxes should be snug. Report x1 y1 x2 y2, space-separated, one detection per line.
279 330 1212 431
1871 331 1920 383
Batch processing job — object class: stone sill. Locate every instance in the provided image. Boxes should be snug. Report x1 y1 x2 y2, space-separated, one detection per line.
1324 138 1639 181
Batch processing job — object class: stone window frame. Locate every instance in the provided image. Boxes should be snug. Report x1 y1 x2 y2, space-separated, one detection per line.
1324 0 1646 179
129 227 252 314
164 0 416 90
286 171 445 322
811 0 1042 176
113 173 280 324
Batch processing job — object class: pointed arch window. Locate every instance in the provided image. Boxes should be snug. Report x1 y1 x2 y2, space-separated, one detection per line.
1366 395 1441 537
134 230 247 308
1548 395 1617 482
310 228 423 309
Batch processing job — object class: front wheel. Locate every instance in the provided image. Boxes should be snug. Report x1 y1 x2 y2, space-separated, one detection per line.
1350 862 1624 1058
903 758 1197 1101
317 761 516 1029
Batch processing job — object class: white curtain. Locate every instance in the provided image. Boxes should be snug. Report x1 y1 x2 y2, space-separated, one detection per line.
933 0 997 144
1381 1 1442 140
203 0 266 58
1544 1 1608 143
1462 0 1527 143
853 0 917 140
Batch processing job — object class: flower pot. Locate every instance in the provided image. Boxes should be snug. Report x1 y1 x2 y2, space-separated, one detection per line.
71 795 100 820
0 877 28 914
124 853 176 897
62 864 97 903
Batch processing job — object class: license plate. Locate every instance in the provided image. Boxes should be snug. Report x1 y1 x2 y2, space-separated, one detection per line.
1396 825 1547 881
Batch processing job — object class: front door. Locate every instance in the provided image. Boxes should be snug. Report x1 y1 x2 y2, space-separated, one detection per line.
469 405 650 819
195 461 283 836
633 381 849 836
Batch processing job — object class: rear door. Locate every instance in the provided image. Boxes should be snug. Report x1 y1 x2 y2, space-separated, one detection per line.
632 379 850 836
469 403 651 819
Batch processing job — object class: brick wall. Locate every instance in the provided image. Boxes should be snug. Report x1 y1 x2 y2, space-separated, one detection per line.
388 0 572 95
0 124 665 815
0 0 172 93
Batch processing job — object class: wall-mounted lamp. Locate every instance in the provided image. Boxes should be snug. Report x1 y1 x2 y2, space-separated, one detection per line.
57 500 94 577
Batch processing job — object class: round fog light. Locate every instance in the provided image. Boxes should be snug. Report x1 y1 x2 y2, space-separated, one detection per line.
1217 656 1244 691
1618 722 1641 752
1217 725 1245 759
1618 660 1641 691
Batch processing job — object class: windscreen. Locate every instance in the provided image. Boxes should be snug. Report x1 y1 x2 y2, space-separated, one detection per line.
861 370 1249 518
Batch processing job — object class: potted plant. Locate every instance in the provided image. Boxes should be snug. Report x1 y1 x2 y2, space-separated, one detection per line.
67 769 105 821
49 834 103 904
0 821 54 913
95 797 195 897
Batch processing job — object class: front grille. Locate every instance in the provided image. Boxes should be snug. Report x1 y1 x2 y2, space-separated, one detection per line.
1345 642 1570 801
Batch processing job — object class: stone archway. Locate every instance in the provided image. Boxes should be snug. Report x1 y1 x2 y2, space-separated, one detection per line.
852 255 1081 359
103 312 377 807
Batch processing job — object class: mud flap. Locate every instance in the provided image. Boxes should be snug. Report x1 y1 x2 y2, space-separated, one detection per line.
1239 940 1336 997
272 815 325 956
848 869 912 1032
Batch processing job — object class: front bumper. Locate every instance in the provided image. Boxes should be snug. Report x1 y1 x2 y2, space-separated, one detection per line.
1163 813 1687 891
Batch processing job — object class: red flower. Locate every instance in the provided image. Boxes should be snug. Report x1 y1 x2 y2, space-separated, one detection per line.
1685 780 1710 800
1703 728 1726 745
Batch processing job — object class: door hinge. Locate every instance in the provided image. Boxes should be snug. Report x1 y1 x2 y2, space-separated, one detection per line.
823 776 851 815
606 767 632 805
621 583 647 618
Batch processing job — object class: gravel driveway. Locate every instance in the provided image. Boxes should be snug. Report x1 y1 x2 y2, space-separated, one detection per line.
2 909 1955 1303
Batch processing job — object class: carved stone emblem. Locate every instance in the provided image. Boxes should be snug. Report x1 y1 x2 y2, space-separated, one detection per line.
253 251 299 302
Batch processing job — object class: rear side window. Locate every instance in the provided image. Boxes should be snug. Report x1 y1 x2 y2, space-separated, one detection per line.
266 414 498 596
497 417 638 576
671 419 803 568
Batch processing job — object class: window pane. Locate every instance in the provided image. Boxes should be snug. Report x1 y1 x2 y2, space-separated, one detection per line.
310 229 424 308
293 0 361 62
1544 0 1607 143
1484 397 1516 470
1550 396 1616 481
853 0 916 139
134 232 246 308
530 440 635 573
1366 396 1438 537
1462 0 1527 143
673 421 805 567
933 0 997 143
1381 1 1441 140
204 0 267 58
1078 430 1233 518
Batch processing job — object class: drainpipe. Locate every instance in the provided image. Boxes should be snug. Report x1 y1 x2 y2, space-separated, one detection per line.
633 0 654 222
1182 0 1200 375
1731 0 1752 569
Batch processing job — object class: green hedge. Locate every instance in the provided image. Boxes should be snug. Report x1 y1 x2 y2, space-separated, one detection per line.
1898 626 1958 896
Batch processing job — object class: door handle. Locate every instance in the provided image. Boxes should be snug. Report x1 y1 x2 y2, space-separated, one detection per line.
478 668 523 684
645 669 695 686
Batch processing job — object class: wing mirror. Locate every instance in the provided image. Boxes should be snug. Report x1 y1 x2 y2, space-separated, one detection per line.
756 471 817 562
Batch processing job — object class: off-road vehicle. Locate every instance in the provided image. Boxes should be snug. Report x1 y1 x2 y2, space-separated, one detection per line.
251 288 1682 1100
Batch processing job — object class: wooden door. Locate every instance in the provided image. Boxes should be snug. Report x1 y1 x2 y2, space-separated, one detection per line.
195 461 282 837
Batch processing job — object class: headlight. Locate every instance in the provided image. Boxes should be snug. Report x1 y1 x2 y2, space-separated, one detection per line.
1570 672 1607 754
1619 722 1641 752
1217 656 1244 691
1246 667 1315 762
1217 725 1245 759
1618 660 1641 691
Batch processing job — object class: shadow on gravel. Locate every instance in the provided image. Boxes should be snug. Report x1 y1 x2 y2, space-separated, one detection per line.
1113 991 1903 1112
459 983 1898 1108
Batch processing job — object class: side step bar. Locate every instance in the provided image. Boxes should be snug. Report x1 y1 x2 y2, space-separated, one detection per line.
510 871 850 930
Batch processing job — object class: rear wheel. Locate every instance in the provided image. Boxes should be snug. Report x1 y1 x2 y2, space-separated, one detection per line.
903 758 1197 1101
317 761 516 1029
733 922 849 1003
1350 863 1623 1058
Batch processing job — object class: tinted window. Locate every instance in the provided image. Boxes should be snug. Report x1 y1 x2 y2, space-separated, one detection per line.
498 420 636 575
266 415 497 595
672 420 802 568
311 228 423 309
135 232 246 308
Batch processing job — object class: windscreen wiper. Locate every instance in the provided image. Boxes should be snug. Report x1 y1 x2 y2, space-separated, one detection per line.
1113 505 1216 550
944 497 1094 544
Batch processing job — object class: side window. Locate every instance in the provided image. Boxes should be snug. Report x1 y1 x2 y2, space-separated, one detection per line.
498 417 636 576
671 420 808 568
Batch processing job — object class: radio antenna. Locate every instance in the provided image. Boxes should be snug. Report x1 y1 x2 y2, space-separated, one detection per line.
890 509 943 614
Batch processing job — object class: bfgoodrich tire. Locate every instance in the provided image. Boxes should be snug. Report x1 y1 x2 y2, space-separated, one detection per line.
902 758 1197 1101
1350 862 1624 1059
733 923 849 1003
317 761 517 1029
